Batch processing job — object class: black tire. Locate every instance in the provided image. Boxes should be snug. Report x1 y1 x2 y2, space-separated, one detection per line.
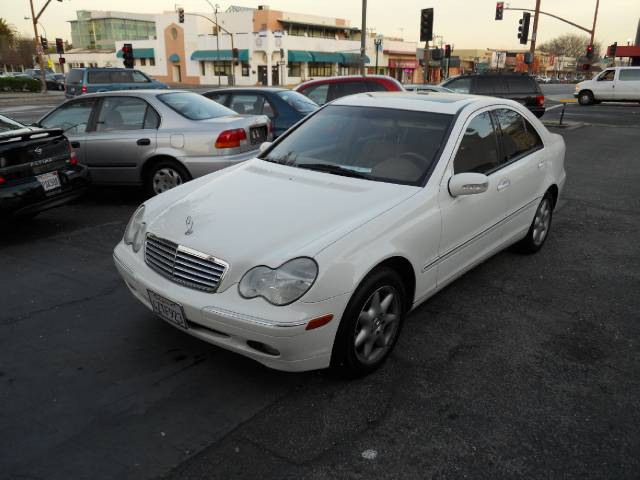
517 191 554 254
331 267 407 377
578 90 594 106
144 159 191 197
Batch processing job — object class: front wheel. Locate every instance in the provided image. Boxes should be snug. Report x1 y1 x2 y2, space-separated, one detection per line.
331 267 406 377
578 90 594 106
145 160 191 196
517 192 553 254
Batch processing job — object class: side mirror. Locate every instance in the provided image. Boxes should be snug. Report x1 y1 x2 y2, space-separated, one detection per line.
259 141 272 153
448 172 489 197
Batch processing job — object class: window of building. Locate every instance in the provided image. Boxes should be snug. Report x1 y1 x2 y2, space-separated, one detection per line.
454 112 500 174
140 58 146 66
309 62 333 77
149 58 156 66
200 61 206 76
213 61 232 76
288 62 302 77
241 62 250 77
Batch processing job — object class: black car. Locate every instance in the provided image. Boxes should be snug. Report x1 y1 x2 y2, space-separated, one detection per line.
0 114 90 219
202 88 318 138
441 73 546 118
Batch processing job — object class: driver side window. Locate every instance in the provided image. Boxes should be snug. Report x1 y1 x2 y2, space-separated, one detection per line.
40 99 95 134
599 70 615 81
453 112 500 174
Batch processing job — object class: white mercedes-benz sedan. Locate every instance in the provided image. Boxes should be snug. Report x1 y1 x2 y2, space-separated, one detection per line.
113 92 566 376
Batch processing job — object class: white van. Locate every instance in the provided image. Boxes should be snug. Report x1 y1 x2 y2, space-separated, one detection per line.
574 66 640 105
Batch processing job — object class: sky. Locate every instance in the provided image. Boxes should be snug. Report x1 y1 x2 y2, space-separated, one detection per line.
4 0 640 49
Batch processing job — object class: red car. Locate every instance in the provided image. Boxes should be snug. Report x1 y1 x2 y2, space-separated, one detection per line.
294 75 404 105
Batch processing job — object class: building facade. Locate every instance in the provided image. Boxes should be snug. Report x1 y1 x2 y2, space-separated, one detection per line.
69 10 156 50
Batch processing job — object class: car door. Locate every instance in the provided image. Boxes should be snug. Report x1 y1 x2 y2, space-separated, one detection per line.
38 97 98 164
615 68 640 100
492 108 546 240
83 96 159 184
436 110 508 287
593 69 616 100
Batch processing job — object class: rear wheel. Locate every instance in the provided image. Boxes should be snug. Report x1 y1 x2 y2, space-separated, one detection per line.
145 160 191 196
517 192 553 254
578 90 594 106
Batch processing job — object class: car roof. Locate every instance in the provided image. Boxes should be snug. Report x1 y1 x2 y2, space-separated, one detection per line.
74 89 187 99
204 87 288 94
331 91 510 115
296 75 402 89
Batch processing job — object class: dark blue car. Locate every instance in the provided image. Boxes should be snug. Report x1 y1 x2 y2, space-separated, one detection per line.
202 88 318 138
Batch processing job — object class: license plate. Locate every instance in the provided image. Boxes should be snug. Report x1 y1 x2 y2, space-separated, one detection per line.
36 172 61 192
148 290 188 329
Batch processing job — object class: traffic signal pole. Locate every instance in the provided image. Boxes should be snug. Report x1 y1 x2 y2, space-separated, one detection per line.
589 0 600 46
360 0 367 76
29 0 48 93
528 0 541 74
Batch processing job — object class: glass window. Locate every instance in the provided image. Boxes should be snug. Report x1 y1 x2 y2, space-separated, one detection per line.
0 115 24 132
619 69 640 81
241 62 250 77
204 92 229 105
200 61 206 76
309 62 333 77
229 94 264 115
599 70 615 81
213 61 232 76
329 81 369 101
261 105 453 186
443 76 471 93
66 69 83 83
149 58 156 66
475 76 499 95
523 117 543 151
140 58 146 66
40 99 95 134
288 62 302 77
494 108 533 162
505 76 533 93
132 71 150 83
454 112 500 174
87 70 112 84
303 84 329 105
96 97 149 131
110 70 134 83
144 106 160 129
158 92 236 120
276 91 318 114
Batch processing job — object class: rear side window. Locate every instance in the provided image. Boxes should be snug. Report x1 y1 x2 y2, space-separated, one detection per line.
454 112 500 174
329 81 369 100
365 81 389 92
229 94 265 115
619 69 640 81
110 70 134 83
276 91 318 114
444 77 471 93
204 92 229 105
523 118 543 150
506 76 534 93
303 84 329 105
87 70 111 84
494 108 537 162
96 97 154 131
40 99 96 134
66 69 83 83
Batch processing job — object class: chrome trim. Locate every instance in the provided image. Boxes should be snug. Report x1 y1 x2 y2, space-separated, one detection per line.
422 196 541 273
144 233 229 293
202 305 308 328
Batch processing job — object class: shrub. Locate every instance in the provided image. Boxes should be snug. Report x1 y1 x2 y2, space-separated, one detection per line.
0 76 41 92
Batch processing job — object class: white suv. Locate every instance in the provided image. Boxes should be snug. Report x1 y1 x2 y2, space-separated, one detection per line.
575 66 640 105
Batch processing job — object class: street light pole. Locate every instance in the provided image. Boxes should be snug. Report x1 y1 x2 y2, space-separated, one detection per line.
374 36 382 74
589 0 599 47
528 0 541 74
360 0 367 76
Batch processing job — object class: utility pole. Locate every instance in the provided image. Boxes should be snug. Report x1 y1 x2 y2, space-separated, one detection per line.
29 0 60 93
214 4 221 86
589 0 600 46
374 35 382 74
360 0 367 76
528 0 541 74
423 42 429 83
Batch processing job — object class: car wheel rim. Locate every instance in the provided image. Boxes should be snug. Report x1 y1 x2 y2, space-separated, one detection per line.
532 198 551 246
353 285 401 365
152 167 183 194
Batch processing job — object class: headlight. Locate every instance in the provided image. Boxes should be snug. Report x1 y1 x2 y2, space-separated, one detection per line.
123 205 146 253
239 257 318 306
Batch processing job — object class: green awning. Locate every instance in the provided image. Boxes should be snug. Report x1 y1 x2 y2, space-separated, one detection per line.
288 50 313 62
168 53 180 62
310 51 342 63
116 48 155 59
190 49 249 62
339 53 369 65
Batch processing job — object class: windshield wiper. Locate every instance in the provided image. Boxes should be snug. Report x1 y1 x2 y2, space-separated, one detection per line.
296 163 370 179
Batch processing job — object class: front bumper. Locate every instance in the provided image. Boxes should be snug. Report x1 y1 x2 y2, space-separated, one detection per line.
113 242 350 372
180 149 260 179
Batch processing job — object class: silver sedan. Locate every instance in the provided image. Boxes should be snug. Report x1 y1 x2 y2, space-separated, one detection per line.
37 90 272 195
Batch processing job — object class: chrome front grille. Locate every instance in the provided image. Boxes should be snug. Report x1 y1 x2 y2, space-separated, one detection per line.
144 234 228 293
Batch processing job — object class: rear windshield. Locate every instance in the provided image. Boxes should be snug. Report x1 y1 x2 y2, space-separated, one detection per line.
157 92 236 120
261 105 452 186
0 115 24 132
276 91 318 114
66 69 84 83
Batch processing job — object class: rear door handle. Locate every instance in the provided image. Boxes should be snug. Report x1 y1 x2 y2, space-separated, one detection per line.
497 178 511 191
70 141 80 148
137 138 151 146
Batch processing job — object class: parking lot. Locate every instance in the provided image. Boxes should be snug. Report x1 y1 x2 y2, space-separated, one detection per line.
2 90 640 479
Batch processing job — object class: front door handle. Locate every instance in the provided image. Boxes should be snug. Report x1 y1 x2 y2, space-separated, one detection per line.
137 138 151 146
497 178 511 191
70 141 80 148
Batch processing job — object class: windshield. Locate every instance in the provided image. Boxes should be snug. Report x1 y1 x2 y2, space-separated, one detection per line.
0 114 24 132
158 92 236 120
261 105 452 186
276 90 318 114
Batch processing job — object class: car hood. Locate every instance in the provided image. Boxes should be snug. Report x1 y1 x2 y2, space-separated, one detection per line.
145 159 419 289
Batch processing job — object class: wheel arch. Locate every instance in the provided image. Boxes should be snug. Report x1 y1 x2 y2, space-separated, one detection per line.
140 155 190 183
360 255 416 313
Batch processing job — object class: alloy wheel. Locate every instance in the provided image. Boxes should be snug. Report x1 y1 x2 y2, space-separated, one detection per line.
152 167 183 194
532 198 551 246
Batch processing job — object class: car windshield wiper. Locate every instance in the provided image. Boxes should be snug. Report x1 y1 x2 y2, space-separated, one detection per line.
296 163 370 179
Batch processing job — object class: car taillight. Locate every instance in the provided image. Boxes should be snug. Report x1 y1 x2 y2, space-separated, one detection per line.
81 85 87 94
0 175 5 185
536 95 544 106
215 128 247 149
68 143 78 166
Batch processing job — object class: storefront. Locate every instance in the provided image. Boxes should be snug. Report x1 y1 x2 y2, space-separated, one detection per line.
388 58 419 84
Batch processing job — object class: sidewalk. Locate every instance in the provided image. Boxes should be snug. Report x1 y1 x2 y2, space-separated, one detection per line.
0 91 65 106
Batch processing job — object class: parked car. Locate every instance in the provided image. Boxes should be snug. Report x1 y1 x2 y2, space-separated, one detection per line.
441 73 546 118
23 67 55 78
64 68 168 99
45 73 64 91
35 90 272 195
203 87 318 138
574 66 640 105
0 114 90 219
113 92 566 375
294 75 404 105
404 84 453 93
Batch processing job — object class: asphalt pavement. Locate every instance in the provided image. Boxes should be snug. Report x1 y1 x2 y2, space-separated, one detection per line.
1 91 640 480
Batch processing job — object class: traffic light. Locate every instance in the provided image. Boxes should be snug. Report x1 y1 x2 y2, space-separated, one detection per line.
431 48 442 61
444 44 451 58
40 37 48 50
420 8 434 42
586 44 594 59
495 2 504 20
518 12 531 45
581 63 590 71
607 42 617 58
55 38 64 55
122 43 134 69
178 8 185 23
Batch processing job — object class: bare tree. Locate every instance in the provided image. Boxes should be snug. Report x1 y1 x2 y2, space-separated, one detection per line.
538 34 602 59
